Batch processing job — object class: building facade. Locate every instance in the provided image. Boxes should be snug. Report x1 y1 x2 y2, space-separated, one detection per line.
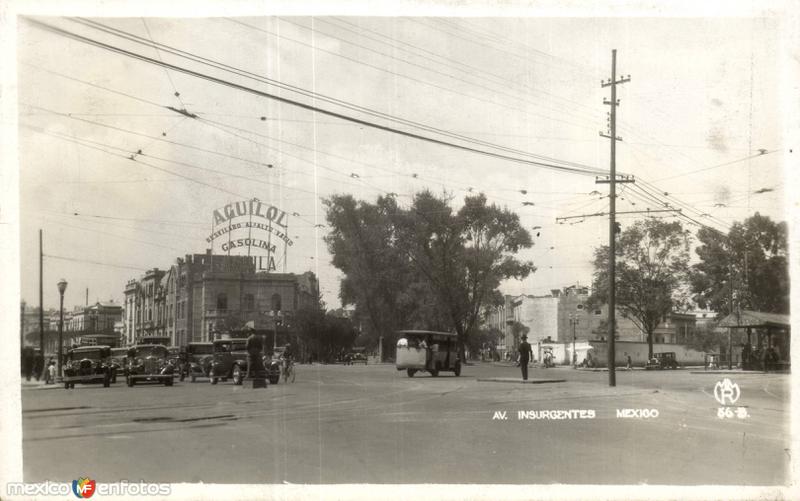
124 250 320 347
512 294 559 344
483 284 699 359
484 295 515 357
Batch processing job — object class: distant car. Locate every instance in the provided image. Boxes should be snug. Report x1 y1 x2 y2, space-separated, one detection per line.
184 342 214 382
348 352 368 365
63 345 114 389
109 347 129 383
209 338 249 385
645 352 679 370
126 344 175 386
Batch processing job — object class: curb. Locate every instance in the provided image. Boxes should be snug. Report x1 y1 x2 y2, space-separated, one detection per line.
477 378 566 384
689 370 778 375
21 383 63 390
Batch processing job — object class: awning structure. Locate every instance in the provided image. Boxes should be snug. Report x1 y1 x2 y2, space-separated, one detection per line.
716 310 790 371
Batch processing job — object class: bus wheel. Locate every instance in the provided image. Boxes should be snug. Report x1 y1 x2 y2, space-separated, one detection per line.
454 361 461 377
407 369 416 378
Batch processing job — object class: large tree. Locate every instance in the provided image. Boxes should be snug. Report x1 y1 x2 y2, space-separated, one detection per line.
590 219 691 358
690 213 789 316
324 194 449 359
323 194 409 349
294 307 360 363
391 191 535 359
325 191 535 361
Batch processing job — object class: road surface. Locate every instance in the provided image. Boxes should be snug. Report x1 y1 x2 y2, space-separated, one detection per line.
20 363 789 485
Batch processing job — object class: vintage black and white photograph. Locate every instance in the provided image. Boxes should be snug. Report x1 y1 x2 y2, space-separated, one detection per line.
2 1 797 499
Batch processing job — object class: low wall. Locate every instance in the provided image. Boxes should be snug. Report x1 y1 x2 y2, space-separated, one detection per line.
586 340 707 367
538 342 592 365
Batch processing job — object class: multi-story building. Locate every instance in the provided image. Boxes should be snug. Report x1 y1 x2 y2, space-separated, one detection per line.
512 294 559 344
484 285 698 354
20 303 56 342
36 300 123 353
124 250 320 347
484 295 515 357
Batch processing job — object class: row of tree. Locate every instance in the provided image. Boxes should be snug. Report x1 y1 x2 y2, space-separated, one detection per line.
324 190 789 361
590 214 789 357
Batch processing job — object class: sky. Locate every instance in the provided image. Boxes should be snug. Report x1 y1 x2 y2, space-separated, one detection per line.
7 4 793 313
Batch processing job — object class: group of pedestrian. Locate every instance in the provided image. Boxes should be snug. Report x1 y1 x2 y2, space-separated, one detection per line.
19 347 56 384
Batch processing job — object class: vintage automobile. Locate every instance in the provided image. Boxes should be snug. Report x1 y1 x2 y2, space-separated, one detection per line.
209 338 249 385
645 352 679 370
63 345 115 389
396 330 461 377
109 347 129 383
166 346 183 379
126 344 175 386
347 352 368 365
185 342 214 382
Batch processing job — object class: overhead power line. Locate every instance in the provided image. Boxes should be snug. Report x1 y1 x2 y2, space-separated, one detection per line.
274 16 601 132
22 65 562 207
29 18 604 177
44 253 150 272
80 16 601 172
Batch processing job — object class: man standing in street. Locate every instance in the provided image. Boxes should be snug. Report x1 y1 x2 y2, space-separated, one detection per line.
518 334 533 381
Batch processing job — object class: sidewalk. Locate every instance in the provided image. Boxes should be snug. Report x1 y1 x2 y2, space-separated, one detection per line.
689 369 780 375
20 378 61 390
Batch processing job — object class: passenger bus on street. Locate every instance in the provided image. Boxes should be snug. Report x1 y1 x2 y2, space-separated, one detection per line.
395 330 461 377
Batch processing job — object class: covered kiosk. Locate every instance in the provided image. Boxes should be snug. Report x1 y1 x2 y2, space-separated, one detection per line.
717 310 790 372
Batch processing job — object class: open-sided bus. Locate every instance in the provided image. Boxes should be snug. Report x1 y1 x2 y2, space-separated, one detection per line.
395 330 461 377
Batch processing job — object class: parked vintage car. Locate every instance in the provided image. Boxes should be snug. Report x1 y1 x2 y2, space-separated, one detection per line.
167 346 183 379
185 342 214 382
645 352 679 370
209 338 249 385
347 352 368 365
126 344 175 386
109 347 129 383
63 345 115 389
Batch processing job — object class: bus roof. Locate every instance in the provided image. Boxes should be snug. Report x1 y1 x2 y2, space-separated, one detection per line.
71 345 111 351
396 330 457 338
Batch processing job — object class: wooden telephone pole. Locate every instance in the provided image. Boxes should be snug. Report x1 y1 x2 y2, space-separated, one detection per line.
599 49 630 387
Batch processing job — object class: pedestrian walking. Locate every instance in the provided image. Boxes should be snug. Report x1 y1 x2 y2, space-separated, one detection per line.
626 354 632 370
518 335 533 380
46 360 56 384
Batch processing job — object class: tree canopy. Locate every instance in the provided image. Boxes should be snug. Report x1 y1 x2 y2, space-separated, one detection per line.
590 219 691 358
690 213 789 316
324 191 535 358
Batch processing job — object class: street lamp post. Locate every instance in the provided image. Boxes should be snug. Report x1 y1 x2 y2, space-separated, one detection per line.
57 279 68 380
569 314 579 368
271 310 283 350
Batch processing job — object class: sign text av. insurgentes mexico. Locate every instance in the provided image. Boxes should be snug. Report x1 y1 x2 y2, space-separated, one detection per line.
206 199 294 272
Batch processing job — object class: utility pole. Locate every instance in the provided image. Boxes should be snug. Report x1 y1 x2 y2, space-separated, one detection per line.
39 230 44 367
599 49 630 387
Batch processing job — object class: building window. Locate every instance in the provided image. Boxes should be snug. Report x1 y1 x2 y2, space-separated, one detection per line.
594 310 602 315
217 293 228 311
271 293 282 312
244 294 255 311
